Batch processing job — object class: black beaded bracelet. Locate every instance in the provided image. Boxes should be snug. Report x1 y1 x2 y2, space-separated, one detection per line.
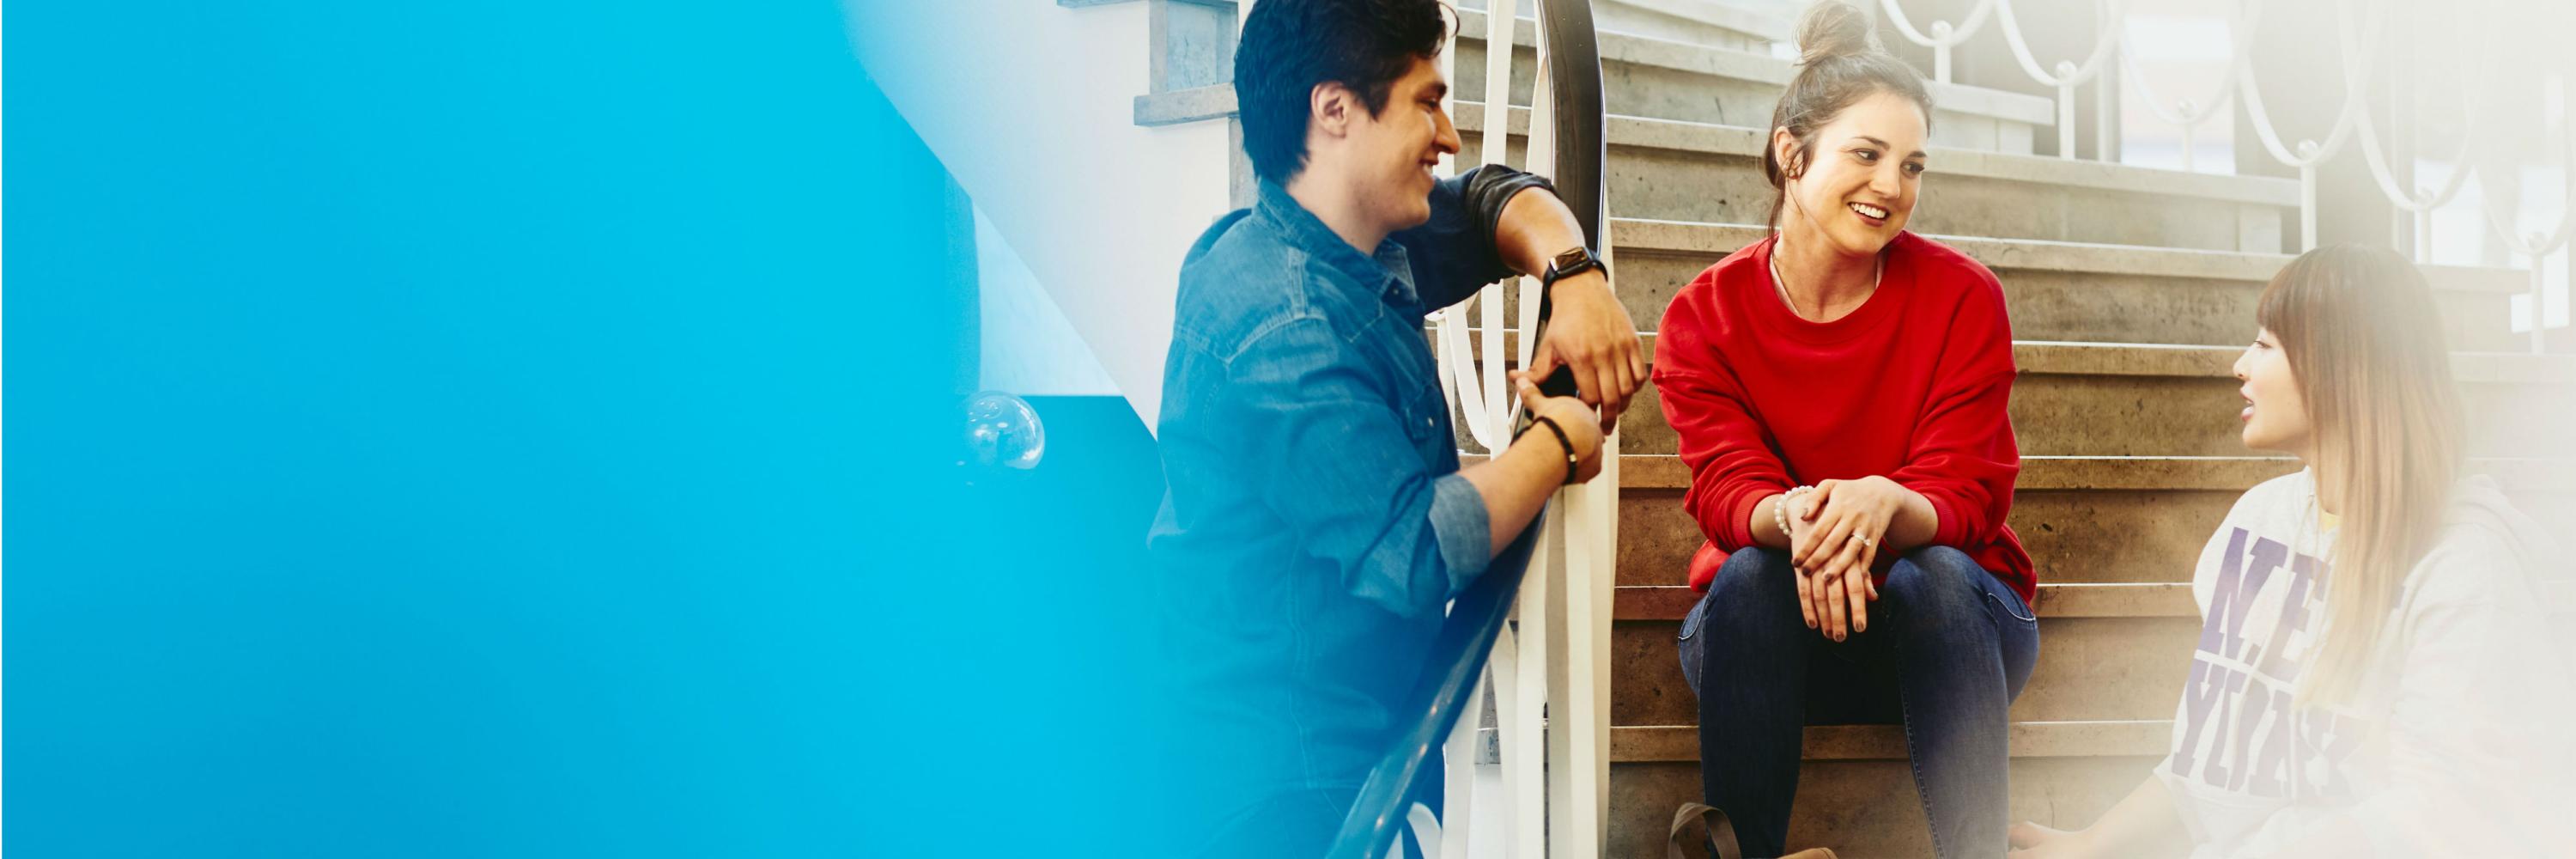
1528 415 1579 485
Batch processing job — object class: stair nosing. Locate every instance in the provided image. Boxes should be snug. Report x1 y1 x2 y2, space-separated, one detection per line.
1467 0 1796 43
1452 8 2056 125
1605 0 1795 41
1457 103 2300 207
1597 218 2530 294
1137 90 2385 229
1613 582 2196 621
1606 720 2173 762
1444 329 2574 384
1587 454 2574 493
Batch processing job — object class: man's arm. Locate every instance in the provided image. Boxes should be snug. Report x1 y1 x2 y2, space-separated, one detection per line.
1396 166 1645 428
1491 188 1647 430
1230 317 1489 618
1398 165 1550 309
1229 317 1602 616
1461 376 1607 555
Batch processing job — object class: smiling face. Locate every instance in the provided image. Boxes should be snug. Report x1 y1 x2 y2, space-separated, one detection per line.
2234 326 2314 456
1775 90 1927 258
1342 54 1460 235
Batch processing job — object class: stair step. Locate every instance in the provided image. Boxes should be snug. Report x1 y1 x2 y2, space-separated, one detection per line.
1611 719 2171 763
1614 580 2202 726
1454 9 2051 154
1612 453 2576 493
1457 0 1792 52
1595 454 2574 587
1611 755 2159 857
1613 470 2244 586
1614 582 2195 621
1614 605 2199 726
1602 454 2572 731
1449 332 2572 457
1457 104 2295 252
1593 220 2522 346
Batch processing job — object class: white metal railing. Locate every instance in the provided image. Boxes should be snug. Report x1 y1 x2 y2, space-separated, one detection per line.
1882 0 2567 352
1423 1 1619 856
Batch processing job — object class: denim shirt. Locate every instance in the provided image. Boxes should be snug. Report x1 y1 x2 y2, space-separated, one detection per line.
1150 166 1552 828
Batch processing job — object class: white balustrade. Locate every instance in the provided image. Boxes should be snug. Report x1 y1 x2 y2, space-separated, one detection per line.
1880 0 2566 345
1424 2 1619 856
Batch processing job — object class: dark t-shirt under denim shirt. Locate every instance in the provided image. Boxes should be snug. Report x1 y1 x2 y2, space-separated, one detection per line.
1150 166 1552 839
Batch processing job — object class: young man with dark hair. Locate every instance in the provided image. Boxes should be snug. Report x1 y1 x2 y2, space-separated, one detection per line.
1150 0 1646 853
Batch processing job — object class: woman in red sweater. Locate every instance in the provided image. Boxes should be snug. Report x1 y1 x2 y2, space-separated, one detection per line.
1653 5 2036 857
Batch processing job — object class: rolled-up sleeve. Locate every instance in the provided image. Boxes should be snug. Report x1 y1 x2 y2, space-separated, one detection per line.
1395 164 1556 310
1229 315 1488 618
1430 473 1493 592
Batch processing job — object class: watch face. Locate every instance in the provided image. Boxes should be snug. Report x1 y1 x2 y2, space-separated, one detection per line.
1553 247 1590 271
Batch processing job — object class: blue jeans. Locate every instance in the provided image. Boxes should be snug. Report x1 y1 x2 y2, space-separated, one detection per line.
1678 546 2038 859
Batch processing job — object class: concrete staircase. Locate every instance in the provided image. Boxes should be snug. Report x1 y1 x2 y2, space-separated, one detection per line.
1119 0 2573 852
1430 4 2576 856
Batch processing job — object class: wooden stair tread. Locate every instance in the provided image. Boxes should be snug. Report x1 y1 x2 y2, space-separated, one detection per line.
1595 216 2525 292
1613 582 2195 621
1451 10 2054 125
1451 107 2312 204
1598 454 2576 493
1609 720 2172 762
1443 328 2575 383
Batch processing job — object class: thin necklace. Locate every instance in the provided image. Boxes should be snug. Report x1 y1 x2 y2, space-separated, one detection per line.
1769 240 1884 321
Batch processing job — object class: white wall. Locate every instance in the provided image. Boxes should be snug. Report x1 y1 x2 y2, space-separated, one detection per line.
848 0 1236 426
976 204 1120 395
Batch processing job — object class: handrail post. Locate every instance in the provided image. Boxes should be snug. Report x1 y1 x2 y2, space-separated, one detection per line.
1534 0 1609 854
2178 106 2195 173
2093 31 2116 162
2057 75 2077 160
2533 243 2550 355
2299 147 2318 252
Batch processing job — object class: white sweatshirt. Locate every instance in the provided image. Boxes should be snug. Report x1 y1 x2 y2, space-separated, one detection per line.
2154 469 2576 858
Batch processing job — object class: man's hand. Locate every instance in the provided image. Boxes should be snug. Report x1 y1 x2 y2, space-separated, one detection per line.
1516 375 1606 484
1528 270 1646 432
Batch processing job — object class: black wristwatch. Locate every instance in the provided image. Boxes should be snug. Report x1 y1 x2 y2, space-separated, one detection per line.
1525 246 1605 404
1540 246 1607 292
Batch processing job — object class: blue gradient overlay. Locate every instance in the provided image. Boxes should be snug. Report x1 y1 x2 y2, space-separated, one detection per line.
14 1 1163 854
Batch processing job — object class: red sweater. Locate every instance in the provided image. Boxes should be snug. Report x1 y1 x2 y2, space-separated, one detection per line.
1652 232 2034 602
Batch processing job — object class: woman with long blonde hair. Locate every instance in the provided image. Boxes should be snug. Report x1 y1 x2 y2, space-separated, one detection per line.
2008 244 2573 858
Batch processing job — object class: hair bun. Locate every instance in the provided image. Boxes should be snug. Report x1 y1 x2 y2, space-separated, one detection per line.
1795 1 1882 65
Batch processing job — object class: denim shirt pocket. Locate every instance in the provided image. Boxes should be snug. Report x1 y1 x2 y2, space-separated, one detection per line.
1382 314 1450 458
1401 381 1449 449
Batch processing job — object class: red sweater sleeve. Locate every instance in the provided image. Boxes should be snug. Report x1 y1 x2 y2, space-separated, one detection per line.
1652 268 1789 553
1889 264 2020 549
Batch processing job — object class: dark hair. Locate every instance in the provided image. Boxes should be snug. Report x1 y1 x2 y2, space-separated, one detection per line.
1235 0 1452 185
1763 2 1936 227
